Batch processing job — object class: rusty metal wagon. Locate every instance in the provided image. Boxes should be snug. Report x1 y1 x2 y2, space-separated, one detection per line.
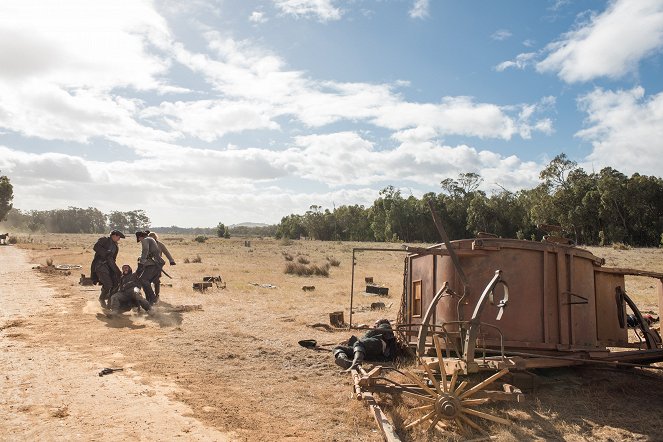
346 202 663 440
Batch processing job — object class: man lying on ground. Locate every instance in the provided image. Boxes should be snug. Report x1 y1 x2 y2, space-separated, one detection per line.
108 264 152 316
333 319 397 370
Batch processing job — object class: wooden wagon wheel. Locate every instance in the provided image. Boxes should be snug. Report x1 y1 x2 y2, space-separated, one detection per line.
402 335 511 436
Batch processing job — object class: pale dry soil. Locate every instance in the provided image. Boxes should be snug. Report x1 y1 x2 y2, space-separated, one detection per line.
2 236 663 442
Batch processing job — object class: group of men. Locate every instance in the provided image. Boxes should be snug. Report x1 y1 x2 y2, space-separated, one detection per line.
91 229 176 316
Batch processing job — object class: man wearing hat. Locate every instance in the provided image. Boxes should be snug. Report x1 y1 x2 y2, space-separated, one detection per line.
91 230 125 309
135 230 164 305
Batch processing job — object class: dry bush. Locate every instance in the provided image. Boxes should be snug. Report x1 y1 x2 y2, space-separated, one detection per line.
326 256 341 267
284 262 330 277
612 242 631 250
282 252 293 261
191 254 202 263
183 257 190 264
194 235 208 243
297 256 310 265
279 237 294 246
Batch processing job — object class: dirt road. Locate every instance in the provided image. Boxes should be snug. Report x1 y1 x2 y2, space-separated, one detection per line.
0 246 232 441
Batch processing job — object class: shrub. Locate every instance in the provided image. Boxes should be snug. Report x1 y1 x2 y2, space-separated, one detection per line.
183 257 190 264
311 263 330 277
284 262 330 277
195 235 208 243
279 238 294 246
612 242 630 250
8 236 17 244
191 254 202 263
297 256 310 265
326 256 341 267
282 252 294 261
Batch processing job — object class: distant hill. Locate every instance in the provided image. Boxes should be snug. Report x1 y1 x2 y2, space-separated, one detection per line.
229 222 270 228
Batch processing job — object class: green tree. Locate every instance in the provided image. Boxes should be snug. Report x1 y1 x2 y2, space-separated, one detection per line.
216 222 230 238
0 172 13 222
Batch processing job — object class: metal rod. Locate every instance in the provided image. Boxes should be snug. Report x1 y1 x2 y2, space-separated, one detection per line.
482 348 663 371
350 248 356 329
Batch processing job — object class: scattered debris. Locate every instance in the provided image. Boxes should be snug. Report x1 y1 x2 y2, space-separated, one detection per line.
249 282 277 289
193 276 226 292
364 276 373 283
98 367 123 377
203 275 225 287
308 323 333 332
370 302 386 310
79 273 94 286
55 264 82 270
329 311 345 328
365 284 388 296
302 285 316 292
167 304 203 312
193 282 213 292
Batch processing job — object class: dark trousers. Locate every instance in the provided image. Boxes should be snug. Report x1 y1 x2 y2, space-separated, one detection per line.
138 265 161 304
95 264 119 301
110 289 151 313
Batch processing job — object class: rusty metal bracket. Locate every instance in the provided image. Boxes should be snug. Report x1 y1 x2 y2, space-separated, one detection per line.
562 291 588 305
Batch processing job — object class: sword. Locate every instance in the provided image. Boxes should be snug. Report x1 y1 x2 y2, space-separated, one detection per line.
161 268 172 279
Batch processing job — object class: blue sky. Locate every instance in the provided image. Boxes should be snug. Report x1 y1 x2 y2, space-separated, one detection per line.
1 0 662 227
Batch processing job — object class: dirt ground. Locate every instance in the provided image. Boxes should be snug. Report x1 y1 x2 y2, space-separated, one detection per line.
2 235 663 441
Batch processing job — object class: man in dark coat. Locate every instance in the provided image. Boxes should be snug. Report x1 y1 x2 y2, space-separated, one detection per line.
109 264 152 315
91 230 125 309
333 319 397 370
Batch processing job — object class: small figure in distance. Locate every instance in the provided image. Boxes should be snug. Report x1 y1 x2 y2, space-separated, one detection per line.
332 319 397 370
91 230 125 309
108 264 152 315
147 231 175 303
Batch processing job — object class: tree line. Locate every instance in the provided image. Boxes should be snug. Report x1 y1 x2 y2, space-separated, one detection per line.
275 155 663 247
2 155 663 246
3 207 151 234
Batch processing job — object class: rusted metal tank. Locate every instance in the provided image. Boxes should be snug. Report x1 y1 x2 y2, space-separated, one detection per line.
404 238 654 352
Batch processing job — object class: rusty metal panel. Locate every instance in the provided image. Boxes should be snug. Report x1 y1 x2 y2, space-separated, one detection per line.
569 253 598 348
409 254 434 325
595 271 628 346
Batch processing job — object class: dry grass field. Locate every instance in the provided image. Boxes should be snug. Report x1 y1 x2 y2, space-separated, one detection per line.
2 234 663 441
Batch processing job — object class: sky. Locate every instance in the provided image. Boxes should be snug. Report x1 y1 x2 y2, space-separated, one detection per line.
1 0 662 227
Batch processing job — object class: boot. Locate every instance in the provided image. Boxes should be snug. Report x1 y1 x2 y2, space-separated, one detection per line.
348 350 365 371
99 295 108 310
333 349 352 370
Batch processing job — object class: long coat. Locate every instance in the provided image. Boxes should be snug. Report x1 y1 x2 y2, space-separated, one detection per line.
90 236 121 284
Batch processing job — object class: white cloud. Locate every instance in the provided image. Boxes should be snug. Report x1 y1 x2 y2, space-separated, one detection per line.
273 0 343 22
495 52 536 72
537 0 663 82
409 0 430 19
491 29 512 41
0 0 177 143
249 11 268 23
142 100 279 142
576 87 663 176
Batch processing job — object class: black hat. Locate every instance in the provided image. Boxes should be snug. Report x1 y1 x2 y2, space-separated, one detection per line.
110 230 125 238
135 230 148 242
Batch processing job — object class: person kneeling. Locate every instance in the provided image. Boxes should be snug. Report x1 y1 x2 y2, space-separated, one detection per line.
109 265 152 315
